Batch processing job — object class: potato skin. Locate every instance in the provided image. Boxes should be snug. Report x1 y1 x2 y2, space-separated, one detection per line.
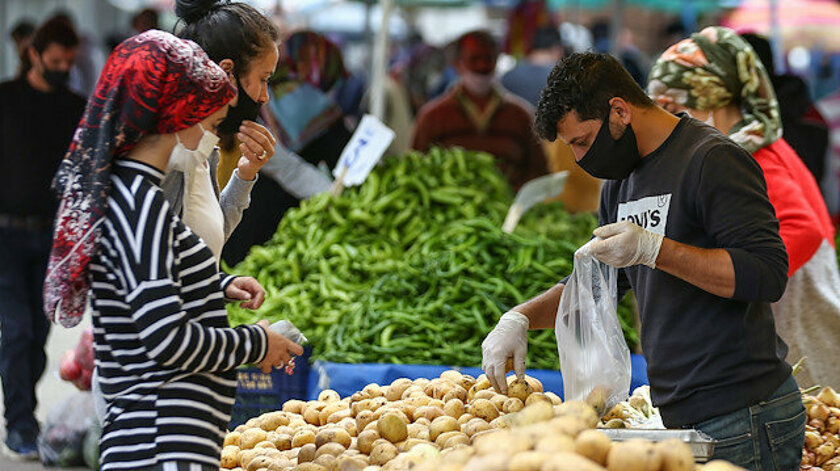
259 412 291 431
508 451 548 471
430 416 460 442
444 399 465 418
541 451 605 471
370 442 399 466
239 428 268 449
507 379 534 402
574 430 612 466
535 434 575 454
504 398 525 414
656 439 694 471
462 418 491 438
283 399 306 414
319 389 341 403
292 429 317 448
607 440 662 471
297 443 317 463
377 413 409 443
295 463 328 471
220 445 240 468
443 433 470 449
386 379 413 402
315 428 352 449
468 399 500 422
357 429 380 454
314 442 346 459
266 432 292 451
356 409 376 432
413 406 445 422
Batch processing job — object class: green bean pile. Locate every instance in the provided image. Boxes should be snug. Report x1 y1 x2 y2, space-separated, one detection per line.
228 148 638 369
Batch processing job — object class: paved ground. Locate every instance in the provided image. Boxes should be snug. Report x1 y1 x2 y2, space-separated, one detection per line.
0 459 88 471
0 318 91 471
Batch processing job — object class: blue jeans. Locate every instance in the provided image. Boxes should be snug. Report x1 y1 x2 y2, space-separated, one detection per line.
0 227 52 436
691 375 805 471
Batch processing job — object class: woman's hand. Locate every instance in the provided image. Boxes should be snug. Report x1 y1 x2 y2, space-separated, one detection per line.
236 120 277 181
224 276 266 309
257 320 304 374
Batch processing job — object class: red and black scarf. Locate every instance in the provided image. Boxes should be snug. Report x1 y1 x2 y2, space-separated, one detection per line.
44 30 236 327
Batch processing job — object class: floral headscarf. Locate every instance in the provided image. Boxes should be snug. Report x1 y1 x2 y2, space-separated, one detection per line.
647 26 782 154
276 31 349 93
44 30 235 327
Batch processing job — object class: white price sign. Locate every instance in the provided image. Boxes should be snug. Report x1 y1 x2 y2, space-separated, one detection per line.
332 114 395 187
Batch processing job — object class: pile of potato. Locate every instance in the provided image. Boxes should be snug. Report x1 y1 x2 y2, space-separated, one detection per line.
801 387 840 470
221 370 559 471
411 399 743 471
221 370 749 471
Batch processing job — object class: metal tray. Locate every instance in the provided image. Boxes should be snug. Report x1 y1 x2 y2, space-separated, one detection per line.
598 428 716 463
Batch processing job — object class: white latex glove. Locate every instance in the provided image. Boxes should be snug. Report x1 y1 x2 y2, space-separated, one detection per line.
589 221 664 269
481 311 529 394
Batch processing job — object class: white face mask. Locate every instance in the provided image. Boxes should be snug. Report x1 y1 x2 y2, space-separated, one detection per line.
167 123 219 173
460 70 495 96
169 122 225 266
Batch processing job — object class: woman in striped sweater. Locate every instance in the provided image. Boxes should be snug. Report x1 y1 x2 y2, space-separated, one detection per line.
43 31 302 471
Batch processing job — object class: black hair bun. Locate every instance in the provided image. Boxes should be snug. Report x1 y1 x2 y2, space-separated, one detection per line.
175 0 220 23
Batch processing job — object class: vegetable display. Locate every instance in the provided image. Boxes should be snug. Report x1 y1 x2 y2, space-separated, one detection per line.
222 371 745 471
801 386 840 470
228 149 638 368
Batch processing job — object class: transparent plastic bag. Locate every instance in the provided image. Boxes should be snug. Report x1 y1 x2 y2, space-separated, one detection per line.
58 327 94 391
270 319 308 345
270 320 308 375
38 391 96 466
555 239 631 416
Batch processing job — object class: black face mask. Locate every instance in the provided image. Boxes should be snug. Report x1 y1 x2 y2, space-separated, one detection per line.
219 77 262 135
576 117 641 180
42 67 70 89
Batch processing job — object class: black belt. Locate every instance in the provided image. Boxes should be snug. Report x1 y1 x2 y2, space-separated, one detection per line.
0 214 52 231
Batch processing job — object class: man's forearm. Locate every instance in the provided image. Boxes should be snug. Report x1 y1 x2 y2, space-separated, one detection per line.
514 283 564 329
655 238 736 298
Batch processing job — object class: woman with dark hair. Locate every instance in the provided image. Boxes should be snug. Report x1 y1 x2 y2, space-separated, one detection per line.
221 30 358 266
169 1 342 273
43 30 301 471
157 0 279 268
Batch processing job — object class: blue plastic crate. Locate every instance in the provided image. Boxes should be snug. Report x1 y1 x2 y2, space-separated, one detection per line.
229 346 312 428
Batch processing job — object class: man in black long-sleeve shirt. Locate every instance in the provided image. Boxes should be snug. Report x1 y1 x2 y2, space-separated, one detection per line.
481 53 804 470
0 17 85 460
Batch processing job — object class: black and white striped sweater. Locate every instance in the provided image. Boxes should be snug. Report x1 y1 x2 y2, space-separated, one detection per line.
89 159 267 470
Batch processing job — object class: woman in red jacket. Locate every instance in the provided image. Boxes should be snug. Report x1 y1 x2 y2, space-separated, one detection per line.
649 26 840 390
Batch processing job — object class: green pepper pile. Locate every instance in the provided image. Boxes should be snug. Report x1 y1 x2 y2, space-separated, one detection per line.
228 148 638 369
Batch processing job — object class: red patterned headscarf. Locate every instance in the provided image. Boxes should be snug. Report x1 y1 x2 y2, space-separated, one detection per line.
44 30 236 327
